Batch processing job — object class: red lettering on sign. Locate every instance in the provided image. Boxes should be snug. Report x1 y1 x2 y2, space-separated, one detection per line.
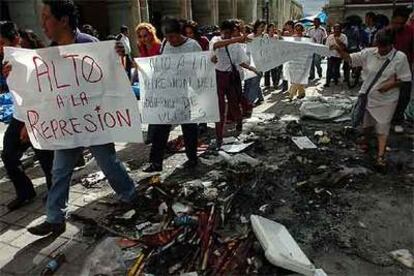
33 56 52 92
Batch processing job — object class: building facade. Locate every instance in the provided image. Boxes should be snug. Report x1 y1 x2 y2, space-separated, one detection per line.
326 0 413 24
0 0 303 53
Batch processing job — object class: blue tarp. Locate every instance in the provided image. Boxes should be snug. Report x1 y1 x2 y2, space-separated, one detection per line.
299 11 328 24
0 93 14 124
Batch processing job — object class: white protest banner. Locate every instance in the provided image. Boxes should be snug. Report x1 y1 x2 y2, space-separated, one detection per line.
4 41 143 150
136 51 219 124
247 36 330 72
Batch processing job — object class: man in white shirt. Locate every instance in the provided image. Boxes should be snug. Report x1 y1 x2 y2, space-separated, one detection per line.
143 18 202 173
118 25 131 55
210 19 258 148
325 24 348 87
307 18 327 80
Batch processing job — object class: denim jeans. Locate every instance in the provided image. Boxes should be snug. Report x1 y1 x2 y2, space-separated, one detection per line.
46 143 136 223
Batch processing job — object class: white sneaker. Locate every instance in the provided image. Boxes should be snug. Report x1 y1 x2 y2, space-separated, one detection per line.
394 125 404 133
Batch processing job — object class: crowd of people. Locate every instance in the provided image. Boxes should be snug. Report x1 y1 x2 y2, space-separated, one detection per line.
0 0 412 237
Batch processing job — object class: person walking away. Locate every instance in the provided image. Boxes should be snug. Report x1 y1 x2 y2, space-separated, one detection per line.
2 0 138 236
117 25 132 79
210 20 259 149
142 18 202 173
284 23 313 100
264 23 282 89
364 12 378 47
325 24 348 87
307 18 327 80
390 7 414 133
245 19 265 105
135 23 161 143
0 22 54 211
335 29 411 167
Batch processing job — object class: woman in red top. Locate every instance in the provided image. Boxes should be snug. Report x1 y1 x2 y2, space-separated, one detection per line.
183 20 209 51
135 22 161 57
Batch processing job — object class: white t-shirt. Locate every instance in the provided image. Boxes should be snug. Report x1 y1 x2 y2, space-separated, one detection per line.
209 36 249 72
10 90 24 121
162 37 202 54
326 33 348 57
351 48 412 123
119 34 131 55
307 27 327 44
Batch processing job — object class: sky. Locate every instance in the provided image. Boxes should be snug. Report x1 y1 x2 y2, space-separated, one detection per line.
299 0 327 16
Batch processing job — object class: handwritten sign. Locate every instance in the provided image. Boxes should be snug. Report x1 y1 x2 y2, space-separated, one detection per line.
4 41 142 150
136 51 219 124
247 36 330 72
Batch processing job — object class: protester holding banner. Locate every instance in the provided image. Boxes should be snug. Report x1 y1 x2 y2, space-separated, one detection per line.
0 21 54 211
210 19 258 148
325 24 348 87
307 18 327 80
279 20 295 92
244 20 265 105
2 0 139 236
284 23 313 100
264 23 282 90
142 18 202 173
334 29 411 167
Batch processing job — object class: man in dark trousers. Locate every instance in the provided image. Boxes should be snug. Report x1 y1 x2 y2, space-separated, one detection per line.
143 18 201 173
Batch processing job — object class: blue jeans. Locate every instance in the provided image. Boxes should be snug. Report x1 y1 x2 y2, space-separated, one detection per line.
244 76 263 104
46 143 136 223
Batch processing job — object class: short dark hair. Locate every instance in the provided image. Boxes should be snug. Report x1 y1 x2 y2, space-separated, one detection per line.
314 18 321 23
285 20 295 28
220 19 236 31
19 29 45 49
161 18 181 35
183 20 201 40
42 0 79 30
253 19 266 33
0 21 19 41
120 25 128 33
375 28 395 46
392 6 411 20
366 12 376 19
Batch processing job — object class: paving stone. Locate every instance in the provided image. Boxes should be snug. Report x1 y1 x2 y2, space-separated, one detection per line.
0 181 13 192
0 226 26 244
60 221 82 240
13 213 46 229
0 193 15 205
0 221 8 232
0 244 48 274
0 210 29 224
10 232 45 249
0 243 20 270
0 206 9 217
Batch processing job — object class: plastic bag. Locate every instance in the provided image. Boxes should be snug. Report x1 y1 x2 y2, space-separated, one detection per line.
81 237 127 276
0 93 14 124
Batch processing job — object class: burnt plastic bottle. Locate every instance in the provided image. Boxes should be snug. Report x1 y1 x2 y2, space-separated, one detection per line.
41 253 65 276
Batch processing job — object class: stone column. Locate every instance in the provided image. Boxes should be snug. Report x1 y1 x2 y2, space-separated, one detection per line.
6 0 45 42
107 0 141 54
192 0 218 26
180 0 193 20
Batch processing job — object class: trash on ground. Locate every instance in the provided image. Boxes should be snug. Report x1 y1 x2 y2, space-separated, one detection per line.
220 142 254 153
291 136 318 149
390 249 414 268
251 215 327 276
299 95 353 121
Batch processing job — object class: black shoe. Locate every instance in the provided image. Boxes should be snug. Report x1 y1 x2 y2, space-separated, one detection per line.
7 195 36 211
214 140 223 151
334 79 339 85
180 159 198 169
143 163 162 173
324 83 330 88
236 123 243 132
28 221 66 236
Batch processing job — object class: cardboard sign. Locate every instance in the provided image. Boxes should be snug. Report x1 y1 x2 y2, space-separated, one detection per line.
248 36 330 72
136 51 219 124
4 41 142 150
